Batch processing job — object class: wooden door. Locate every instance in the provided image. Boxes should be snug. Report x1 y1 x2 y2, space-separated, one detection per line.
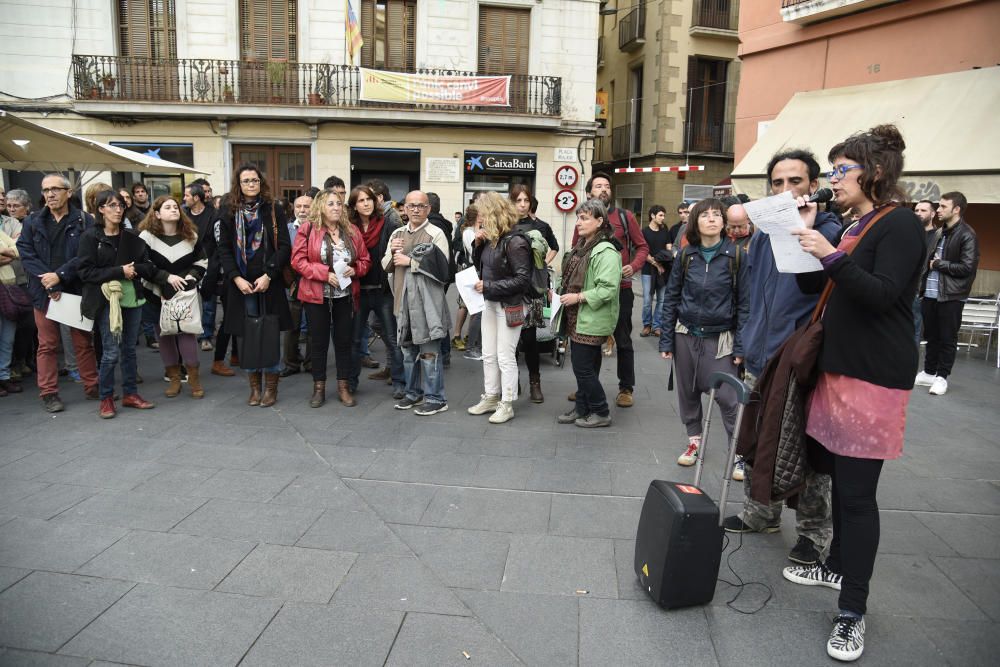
232 145 311 204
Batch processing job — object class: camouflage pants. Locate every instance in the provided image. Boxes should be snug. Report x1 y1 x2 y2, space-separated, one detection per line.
739 370 833 552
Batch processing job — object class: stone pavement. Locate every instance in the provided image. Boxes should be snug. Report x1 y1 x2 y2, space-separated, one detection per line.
0 298 998 666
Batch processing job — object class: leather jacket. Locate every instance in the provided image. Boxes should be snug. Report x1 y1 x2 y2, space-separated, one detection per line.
476 231 532 303
922 220 979 302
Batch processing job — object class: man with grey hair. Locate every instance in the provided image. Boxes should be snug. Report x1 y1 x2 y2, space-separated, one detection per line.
16 174 98 412
280 193 314 377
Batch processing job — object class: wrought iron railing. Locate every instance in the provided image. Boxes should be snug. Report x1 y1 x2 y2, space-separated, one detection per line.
692 0 740 31
71 56 562 117
611 123 634 159
781 0 814 6
618 7 646 51
684 120 735 154
597 35 605 65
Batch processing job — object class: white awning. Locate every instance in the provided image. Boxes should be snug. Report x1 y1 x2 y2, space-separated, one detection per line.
732 67 1000 204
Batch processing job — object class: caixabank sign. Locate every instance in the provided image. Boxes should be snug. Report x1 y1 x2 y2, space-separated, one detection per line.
464 151 537 174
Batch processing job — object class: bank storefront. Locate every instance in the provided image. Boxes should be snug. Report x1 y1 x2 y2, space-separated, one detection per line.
462 150 537 209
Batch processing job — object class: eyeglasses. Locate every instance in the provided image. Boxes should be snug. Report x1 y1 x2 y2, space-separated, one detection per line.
826 164 863 181
240 178 261 185
102 202 124 210
404 203 429 211
42 187 69 195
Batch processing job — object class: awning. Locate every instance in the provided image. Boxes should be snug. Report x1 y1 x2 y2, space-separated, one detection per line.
732 67 1000 204
0 110 205 188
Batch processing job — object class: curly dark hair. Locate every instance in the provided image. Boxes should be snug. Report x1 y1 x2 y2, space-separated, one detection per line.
228 162 272 205
828 124 906 207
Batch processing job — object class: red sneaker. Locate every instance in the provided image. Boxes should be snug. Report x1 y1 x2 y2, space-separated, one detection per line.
99 397 116 419
122 394 155 410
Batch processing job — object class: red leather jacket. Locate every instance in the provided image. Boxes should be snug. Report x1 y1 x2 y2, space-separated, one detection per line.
291 222 371 310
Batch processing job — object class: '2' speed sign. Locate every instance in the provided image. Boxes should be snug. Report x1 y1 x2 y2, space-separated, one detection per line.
554 189 578 213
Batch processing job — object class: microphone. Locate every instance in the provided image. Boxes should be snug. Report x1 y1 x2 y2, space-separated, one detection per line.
808 188 833 204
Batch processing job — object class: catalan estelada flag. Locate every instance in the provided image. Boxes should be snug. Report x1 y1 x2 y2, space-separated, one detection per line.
346 0 364 64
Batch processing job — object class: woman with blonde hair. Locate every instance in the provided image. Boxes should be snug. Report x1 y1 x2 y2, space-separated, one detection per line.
138 196 209 399
292 188 371 407
466 192 532 424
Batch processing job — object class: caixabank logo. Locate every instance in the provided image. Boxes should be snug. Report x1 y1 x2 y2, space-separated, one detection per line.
465 152 537 174
465 154 485 172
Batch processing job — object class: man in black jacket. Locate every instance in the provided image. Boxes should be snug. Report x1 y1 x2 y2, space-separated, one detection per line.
915 191 979 396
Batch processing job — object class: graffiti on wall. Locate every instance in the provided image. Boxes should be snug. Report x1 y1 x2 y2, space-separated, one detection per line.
900 179 941 202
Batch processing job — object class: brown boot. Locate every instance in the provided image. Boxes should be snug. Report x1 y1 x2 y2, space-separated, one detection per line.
260 372 279 407
247 373 262 406
337 379 356 407
164 365 182 398
368 367 390 381
310 380 326 408
529 374 544 404
186 365 204 399
211 360 235 377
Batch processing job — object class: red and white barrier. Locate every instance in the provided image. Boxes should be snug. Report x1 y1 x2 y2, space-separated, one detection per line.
613 166 705 173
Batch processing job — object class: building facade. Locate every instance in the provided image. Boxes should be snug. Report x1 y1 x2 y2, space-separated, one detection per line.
733 0 1000 293
0 0 600 246
593 0 740 219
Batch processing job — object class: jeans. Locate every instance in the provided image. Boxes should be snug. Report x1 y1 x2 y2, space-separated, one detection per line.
34 305 98 397
402 339 446 404
141 300 158 340
466 312 482 353
613 287 636 390
305 298 354 382
358 322 372 357
481 300 522 401
96 306 142 399
200 295 217 341
351 289 404 391
241 294 281 374
641 274 666 330
911 293 922 348
921 298 964 379
571 341 609 417
0 315 16 380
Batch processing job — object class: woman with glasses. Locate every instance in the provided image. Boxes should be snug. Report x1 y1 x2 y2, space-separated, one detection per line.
292 188 371 407
783 125 925 662
77 190 156 418
138 196 209 400
216 163 293 407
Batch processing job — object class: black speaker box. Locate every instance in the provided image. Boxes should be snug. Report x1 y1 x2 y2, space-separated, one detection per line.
634 479 723 609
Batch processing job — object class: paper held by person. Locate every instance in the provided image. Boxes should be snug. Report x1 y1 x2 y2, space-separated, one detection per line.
454 266 485 315
333 259 352 288
45 293 94 332
742 191 824 274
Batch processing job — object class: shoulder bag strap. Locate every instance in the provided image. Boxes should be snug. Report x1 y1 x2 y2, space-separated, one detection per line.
810 205 897 323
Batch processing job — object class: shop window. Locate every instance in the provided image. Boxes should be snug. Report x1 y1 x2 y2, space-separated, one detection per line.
477 6 530 75
360 0 416 71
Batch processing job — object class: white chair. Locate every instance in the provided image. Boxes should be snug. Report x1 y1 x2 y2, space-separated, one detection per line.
959 293 1000 368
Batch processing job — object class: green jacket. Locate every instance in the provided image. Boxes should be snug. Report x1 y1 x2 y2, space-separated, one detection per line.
557 240 621 337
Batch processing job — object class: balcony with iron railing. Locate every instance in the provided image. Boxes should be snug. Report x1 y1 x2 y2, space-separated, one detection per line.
611 123 635 159
597 35 605 68
780 0 898 25
618 7 646 52
691 0 739 38
684 120 735 155
71 56 562 120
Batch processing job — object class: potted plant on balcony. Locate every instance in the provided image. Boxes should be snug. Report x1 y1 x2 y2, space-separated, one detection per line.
101 74 116 92
217 64 229 76
266 60 288 103
222 84 235 103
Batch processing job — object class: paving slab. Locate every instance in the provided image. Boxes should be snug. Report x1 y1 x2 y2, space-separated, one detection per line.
216 543 357 603
0 566 30 594
0 484 99 521
170 498 323 545
310 443 381 476
384 612 521 667
269 471 372 511
0 571 133 652
0 517 128 572
331 553 469 615
156 442 270 471
36 457 166 491
917 617 1000 665
59 584 281 667
362 450 483 486
128 464 220 496
471 455 534 489
241 602 402 667
457 590 579 666
344 478 439 524
502 534 618 598
867 553 989 620
0 451 83 482
295 509 411 555
188 469 298 503
930 555 1000 621
392 524 512 590
419 487 552 534
52 490 206 531
77 530 256 590
0 649 91 666
913 511 1000 559
548 494 642 539
525 458 613 495
0 479 50 507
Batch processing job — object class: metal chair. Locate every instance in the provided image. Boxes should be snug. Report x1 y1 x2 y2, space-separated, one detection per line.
958 292 1000 368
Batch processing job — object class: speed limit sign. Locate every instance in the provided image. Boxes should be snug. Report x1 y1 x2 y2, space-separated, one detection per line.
554 189 578 213
555 164 579 188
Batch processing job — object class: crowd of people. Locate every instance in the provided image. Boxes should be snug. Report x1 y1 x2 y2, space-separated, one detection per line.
0 121 983 662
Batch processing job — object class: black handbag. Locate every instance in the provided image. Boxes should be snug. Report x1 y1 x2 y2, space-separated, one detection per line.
0 284 32 321
241 294 280 369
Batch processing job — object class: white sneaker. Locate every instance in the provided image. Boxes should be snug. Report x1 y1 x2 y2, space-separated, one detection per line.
488 401 514 424
732 455 745 482
467 394 499 415
929 376 948 395
914 371 936 387
827 614 865 662
677 441 699 466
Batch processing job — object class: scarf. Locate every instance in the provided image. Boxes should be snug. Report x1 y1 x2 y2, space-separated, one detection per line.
356 213 385 251
234 200 263 276
101 280 124 342
560 230 613 296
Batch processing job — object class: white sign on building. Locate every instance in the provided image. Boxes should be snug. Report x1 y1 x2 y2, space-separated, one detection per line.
425 158 461 183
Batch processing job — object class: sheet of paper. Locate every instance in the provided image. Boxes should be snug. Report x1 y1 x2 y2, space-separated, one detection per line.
547 288 562 325
333 259 352 288
45 293 94 332
454 266 485 315
742 191 824 273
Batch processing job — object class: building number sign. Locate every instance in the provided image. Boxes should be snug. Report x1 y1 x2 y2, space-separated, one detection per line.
554 189 578 213
555 165 579 188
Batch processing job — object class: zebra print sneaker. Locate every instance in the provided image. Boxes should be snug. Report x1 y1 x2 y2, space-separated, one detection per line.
782 562 843 590
827 614 865 661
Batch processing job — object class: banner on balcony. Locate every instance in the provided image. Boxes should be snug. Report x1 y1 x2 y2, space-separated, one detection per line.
359 68 511 107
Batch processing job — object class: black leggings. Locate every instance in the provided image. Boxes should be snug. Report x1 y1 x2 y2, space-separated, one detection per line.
214 296 238 362
811 439 884 615
520 326 540 376
305 298 354 381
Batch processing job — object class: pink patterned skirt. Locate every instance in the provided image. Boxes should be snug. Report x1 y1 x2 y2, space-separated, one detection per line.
806 372 909 460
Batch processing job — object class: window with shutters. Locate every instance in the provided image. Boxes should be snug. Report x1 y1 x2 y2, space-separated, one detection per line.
360 0 416 71
686 57 729 153
477 6 530 75
115 0 178 100
239 0 297 62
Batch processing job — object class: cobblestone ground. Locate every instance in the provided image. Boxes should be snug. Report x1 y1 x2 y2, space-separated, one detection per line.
1 294 998 665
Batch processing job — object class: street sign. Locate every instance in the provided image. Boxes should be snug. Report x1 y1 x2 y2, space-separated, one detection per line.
554 189 578 213
555 164 578 188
